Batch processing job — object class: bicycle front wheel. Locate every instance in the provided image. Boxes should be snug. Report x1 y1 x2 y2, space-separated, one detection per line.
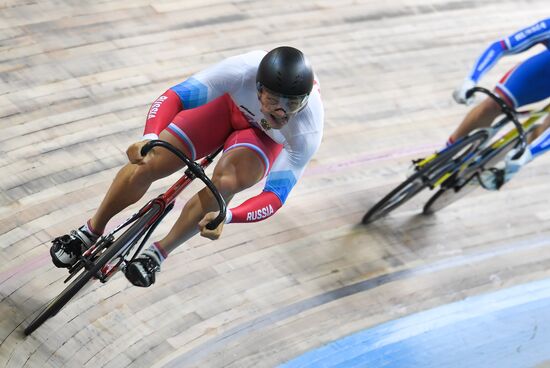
362 130 489 224
24 206 159 335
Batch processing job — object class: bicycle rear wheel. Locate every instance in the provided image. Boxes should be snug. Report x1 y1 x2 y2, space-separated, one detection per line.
24 206 159 335
362 130 488 224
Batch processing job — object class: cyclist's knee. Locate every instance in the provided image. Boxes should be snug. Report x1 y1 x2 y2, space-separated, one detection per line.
212 164 263 197
211 172 243 197
128 155 176 185
212 159 264 196
128 162 156 186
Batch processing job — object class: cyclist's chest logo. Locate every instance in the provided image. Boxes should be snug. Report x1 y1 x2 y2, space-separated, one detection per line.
260 118 272 130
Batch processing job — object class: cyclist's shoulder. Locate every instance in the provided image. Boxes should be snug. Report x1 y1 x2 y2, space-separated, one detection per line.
286 105 324 149
305 86 324 119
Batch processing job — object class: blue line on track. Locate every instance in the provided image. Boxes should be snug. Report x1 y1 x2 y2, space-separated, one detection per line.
280 277 550 368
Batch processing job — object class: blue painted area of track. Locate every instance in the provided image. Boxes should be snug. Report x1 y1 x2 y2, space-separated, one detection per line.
279 277 550 368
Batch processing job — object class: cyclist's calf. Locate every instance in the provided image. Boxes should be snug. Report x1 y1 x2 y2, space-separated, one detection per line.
91 147 186 232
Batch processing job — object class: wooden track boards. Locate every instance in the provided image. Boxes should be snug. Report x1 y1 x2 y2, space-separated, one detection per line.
1 1 550 367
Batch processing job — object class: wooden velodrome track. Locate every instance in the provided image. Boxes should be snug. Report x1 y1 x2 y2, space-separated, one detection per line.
1 1 550 367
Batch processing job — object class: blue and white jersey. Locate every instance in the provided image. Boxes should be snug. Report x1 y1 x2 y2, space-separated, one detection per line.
468 18 550 82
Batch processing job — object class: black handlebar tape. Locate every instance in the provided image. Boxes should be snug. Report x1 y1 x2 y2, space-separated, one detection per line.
140 140 226 231
140 141 155 157
205 216 223 230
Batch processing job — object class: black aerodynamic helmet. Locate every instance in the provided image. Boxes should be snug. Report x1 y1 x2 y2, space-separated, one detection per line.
256 46 314 98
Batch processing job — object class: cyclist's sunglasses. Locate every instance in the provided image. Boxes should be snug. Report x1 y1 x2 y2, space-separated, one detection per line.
257 84 309 115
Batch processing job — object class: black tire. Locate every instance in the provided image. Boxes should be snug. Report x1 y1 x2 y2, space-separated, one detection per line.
362 130 489 224
24 206 159 335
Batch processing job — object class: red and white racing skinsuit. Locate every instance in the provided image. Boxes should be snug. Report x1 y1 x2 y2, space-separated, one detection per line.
142 51 324 223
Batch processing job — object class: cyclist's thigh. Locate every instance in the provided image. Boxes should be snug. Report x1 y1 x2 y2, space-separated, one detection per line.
495 49 550 108
140 132 187 180
221 127 283 180
162 94 236 161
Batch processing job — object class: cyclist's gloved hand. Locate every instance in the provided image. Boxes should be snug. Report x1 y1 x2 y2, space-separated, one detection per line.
478 147 533 190
505 145 533 175
127 140 151 164
452 78 476 105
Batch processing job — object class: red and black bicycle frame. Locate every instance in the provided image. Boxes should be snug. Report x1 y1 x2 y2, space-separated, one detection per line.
67 140 226 283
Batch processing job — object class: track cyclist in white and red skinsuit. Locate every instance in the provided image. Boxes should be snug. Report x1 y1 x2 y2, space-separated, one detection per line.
449 18 550 190
51 47 324 287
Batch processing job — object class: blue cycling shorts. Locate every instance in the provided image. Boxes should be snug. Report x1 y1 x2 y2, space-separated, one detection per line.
495 49 550 108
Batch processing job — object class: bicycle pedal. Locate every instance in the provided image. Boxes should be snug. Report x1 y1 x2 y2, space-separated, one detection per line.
52 234 74 246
